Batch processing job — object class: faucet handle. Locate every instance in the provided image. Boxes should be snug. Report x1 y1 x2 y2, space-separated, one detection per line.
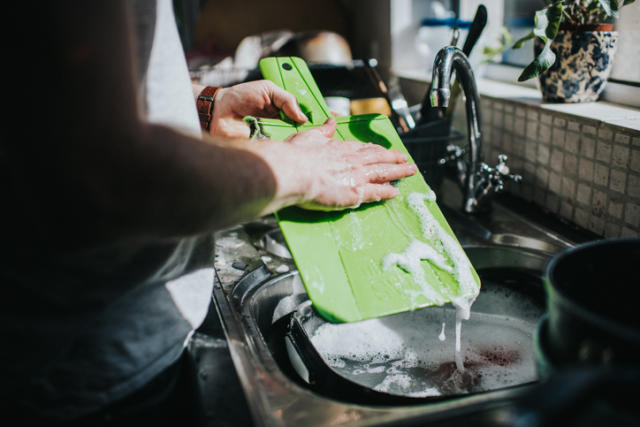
438 144 465 166
479 154 522 192
480 154 522 182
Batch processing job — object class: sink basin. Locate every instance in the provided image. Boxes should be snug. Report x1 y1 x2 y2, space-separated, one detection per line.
213 237 554 426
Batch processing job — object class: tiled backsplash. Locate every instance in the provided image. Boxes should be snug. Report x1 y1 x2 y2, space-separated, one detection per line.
477 97 640 238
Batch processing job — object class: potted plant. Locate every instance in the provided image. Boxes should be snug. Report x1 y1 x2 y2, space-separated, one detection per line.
512 0 635 103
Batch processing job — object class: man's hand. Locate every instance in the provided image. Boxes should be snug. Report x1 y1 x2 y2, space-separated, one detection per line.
208 80 308 138
267 117 417 211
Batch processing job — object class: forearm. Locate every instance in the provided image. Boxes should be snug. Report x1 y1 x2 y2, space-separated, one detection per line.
36 122 306 250
111 124 303 239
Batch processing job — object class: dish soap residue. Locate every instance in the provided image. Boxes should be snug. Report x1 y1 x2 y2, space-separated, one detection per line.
382 191 480 371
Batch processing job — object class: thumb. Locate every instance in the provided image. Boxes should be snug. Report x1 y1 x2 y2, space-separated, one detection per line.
315 117 337 138
271 86 308 123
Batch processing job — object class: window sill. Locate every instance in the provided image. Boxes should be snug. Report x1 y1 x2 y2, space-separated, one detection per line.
393 67 640 132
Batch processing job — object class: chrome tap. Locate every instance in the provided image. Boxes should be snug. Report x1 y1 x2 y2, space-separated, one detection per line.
430 46 521 213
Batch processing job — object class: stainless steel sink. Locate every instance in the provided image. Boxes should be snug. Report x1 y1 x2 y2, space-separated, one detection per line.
210 169 601 426
212 215 572 426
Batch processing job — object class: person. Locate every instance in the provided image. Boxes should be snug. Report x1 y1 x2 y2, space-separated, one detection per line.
0 1 416 425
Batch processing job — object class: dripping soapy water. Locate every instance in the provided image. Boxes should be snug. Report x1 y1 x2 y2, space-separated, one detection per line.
382 190 480 372
438 322 446 342
438 306 446 341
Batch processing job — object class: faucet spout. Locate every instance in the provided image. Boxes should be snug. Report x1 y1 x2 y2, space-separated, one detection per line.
430 46 484 213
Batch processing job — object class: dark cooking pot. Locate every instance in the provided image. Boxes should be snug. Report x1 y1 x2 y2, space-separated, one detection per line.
512 239 640 427
544 237 640 367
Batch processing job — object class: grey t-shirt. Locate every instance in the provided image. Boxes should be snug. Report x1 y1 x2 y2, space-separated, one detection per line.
0 0 214 419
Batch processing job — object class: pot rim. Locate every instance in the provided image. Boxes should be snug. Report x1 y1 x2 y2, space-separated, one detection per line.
544 237 640 344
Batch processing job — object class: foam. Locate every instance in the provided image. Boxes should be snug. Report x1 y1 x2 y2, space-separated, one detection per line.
309 284 542 397
381 191 480 371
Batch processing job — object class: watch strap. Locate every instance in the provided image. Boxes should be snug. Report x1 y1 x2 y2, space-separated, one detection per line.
196 86 221 131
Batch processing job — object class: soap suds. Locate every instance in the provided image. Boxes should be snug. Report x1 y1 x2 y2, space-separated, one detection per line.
309 289 541 398
382 190 480 371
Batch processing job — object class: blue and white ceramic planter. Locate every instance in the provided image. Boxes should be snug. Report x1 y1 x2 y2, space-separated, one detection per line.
535 29 618 103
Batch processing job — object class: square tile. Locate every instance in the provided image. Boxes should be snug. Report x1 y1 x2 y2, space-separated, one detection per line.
576 183 591 205
535 166 549 186
608 200 623 219
552 128 566 148
564 153 578 176
592 189 607 217
561 176 576 199
609 169 626 193
539 124 551 142
504 113 514 132
549 171 562 194
627 174 640 198
540 113 552 125
594 163 609 187
574 208 590 229
630 149 640 173
502 132 514 152
614 132 631 146
625 202 640 228
515 118 526 136
580 136 595 159
582 124 596 136
483 107 493 124
578 158 594 183
597 126 613 140
553 117 566 128
596 141 612 163
589 215 605 235
550 149 564 172
526 121 538 139
565 132 579 153
537 144 550 164
567 121 580 132
526 141 537 160
612 145 629 169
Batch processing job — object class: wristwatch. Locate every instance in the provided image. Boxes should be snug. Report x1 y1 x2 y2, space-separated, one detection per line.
196 86 221 131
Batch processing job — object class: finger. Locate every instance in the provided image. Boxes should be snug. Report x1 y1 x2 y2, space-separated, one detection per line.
363 163 418 183
210 118 251 139
313 117 337 138
357 147 409 165
359 183 400 203
270 86 308 123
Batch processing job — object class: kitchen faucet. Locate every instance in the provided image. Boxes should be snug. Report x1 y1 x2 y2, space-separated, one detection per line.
430 46 521 214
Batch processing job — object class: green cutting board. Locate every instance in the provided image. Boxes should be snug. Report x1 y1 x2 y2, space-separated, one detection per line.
255 57 480 323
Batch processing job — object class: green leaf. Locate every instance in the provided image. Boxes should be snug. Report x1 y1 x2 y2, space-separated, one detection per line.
513 31 535 49
517 41 556 82
542 1 563 40
623 0 636 5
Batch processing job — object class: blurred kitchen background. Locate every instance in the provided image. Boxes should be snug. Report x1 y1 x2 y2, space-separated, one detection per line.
175 0 640 240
